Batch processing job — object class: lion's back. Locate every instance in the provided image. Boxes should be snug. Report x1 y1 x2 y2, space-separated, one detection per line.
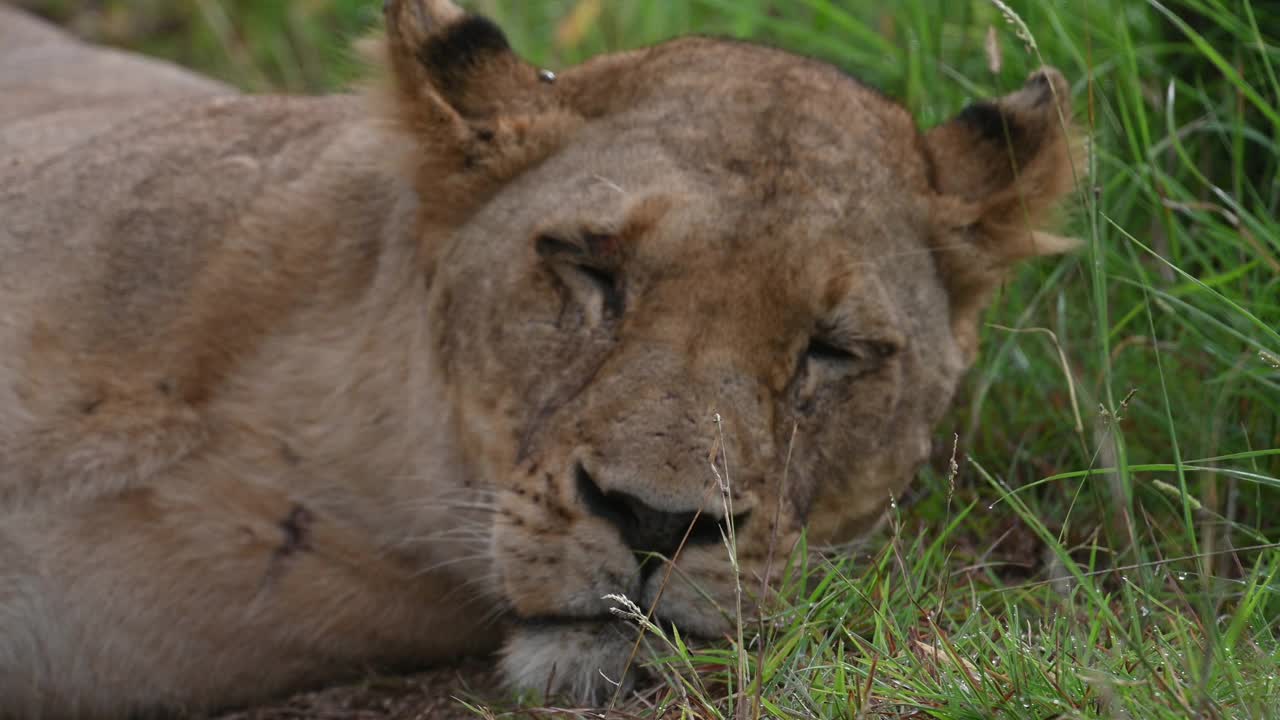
0 5 234 158
0 6 374 351
0 7 375 503
0 4 243 335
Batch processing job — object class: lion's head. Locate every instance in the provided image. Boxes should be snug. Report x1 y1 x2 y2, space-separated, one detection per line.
377 0 1078 702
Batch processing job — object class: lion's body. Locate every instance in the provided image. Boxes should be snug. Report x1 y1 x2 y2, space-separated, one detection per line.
0 3 1078 716
1 10 499 715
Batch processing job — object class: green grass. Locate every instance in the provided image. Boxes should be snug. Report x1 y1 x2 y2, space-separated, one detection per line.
21 0 1280 717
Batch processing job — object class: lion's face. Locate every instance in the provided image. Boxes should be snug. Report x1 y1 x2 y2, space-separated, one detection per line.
434 76 964 625
436 113 964 695
380 0 1078 702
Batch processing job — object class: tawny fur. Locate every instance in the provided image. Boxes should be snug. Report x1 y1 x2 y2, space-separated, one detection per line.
0 1 1080 716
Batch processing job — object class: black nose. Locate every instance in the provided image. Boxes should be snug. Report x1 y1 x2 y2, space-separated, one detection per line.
574 463 746 559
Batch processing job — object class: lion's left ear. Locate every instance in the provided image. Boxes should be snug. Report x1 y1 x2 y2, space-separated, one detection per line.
924 67 1082 360
371 0 579 212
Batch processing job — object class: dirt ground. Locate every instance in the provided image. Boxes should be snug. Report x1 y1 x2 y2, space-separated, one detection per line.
214 660 506 720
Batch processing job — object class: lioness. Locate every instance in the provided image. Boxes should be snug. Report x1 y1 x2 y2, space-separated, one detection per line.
0 1 1079 716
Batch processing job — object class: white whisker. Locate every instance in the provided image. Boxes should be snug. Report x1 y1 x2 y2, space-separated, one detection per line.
410 553 492 577
399 527 492 544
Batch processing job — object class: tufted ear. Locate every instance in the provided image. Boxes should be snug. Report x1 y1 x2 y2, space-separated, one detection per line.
924 67 1081 361
371 0 580 217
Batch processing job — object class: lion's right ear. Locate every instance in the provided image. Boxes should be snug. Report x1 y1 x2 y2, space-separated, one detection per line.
368 0 578 206
924 68 1082 361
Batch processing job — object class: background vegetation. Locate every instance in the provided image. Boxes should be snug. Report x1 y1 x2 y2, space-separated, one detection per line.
17 0 1279 717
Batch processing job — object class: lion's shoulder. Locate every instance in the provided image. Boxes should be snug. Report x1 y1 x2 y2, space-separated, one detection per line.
0 80 387 508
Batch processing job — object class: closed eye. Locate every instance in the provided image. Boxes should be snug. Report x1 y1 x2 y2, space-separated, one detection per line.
573 263 618 300
535 234 583 258
804 337 898 369
536 233 624 318
792 331 900 414
805 337 857 363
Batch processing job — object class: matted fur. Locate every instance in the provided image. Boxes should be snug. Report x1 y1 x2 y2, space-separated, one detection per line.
0 1 1080 716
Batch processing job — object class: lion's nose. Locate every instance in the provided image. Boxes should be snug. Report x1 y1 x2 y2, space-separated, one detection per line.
574 463 745 559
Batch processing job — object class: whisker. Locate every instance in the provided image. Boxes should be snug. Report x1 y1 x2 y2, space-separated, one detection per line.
391 500 500 513
410 553 492 577
385 480 501 497
425 488 502 499
399 528 492 544
441 572 503 606
478 601 510 629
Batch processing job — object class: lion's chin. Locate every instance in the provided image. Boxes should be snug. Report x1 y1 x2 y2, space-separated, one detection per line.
500 619 639 706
